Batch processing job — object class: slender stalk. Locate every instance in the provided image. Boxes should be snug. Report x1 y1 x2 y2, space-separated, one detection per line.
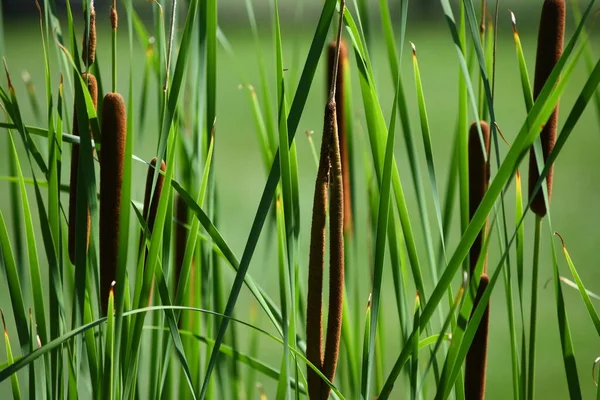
527 215 542 400
110 0 118 92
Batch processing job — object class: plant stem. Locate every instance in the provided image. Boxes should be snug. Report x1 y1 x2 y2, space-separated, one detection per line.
527 214 542 400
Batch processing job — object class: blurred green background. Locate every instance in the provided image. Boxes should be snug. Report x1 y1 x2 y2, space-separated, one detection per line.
1 1 600 398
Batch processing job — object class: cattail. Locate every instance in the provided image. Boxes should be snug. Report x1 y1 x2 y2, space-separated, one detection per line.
528 0 565 217
306 100 330 400
110 3 118 30
307 98 344 400
82 6 96 67
465 274 491 400
468 121 491 275
99 92 127 314
68 73 98 265
323 98 344 399
327 39 353 235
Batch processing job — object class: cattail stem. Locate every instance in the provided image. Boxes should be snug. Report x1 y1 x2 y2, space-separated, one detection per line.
527 215 542 400
468 121 491 276
465 274 491 400
100 92 127 314
110 0 118 92
528 0 565 217
68 73 97 265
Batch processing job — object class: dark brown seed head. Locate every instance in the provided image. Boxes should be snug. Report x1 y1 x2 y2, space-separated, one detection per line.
110 6 119 30
468 121 491 275
323 97 344 400
465 274 491 400
307 99 344 399
327 39 353 235
99 92 127 314
306 100 336 399
68 73 98 265
82 9 96 67
529 0 565 217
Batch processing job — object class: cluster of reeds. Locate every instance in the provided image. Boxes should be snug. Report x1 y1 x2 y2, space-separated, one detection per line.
4 0 599 398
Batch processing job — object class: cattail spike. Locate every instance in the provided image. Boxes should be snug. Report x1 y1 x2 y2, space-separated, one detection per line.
100 92 127 314
468 121 491 275
327 39 353 235
68 73 98 265
110 3 119 30
322 99 344 400
82 7 96 67
306 101 332 400
465 274 491 400
528 0 565 217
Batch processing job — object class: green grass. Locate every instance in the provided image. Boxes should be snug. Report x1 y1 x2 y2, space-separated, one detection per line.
2 1 600 398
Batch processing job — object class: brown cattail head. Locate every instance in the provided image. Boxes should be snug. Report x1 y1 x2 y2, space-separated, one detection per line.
327 39 353 235
307 99 345 399
99 92 127 314
528 0 565 217
306 103 331 400
82 8 96 67
468 121 491 275
323 98 344 400
68 73 98 265
465 274 491 400
110 5 119 30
